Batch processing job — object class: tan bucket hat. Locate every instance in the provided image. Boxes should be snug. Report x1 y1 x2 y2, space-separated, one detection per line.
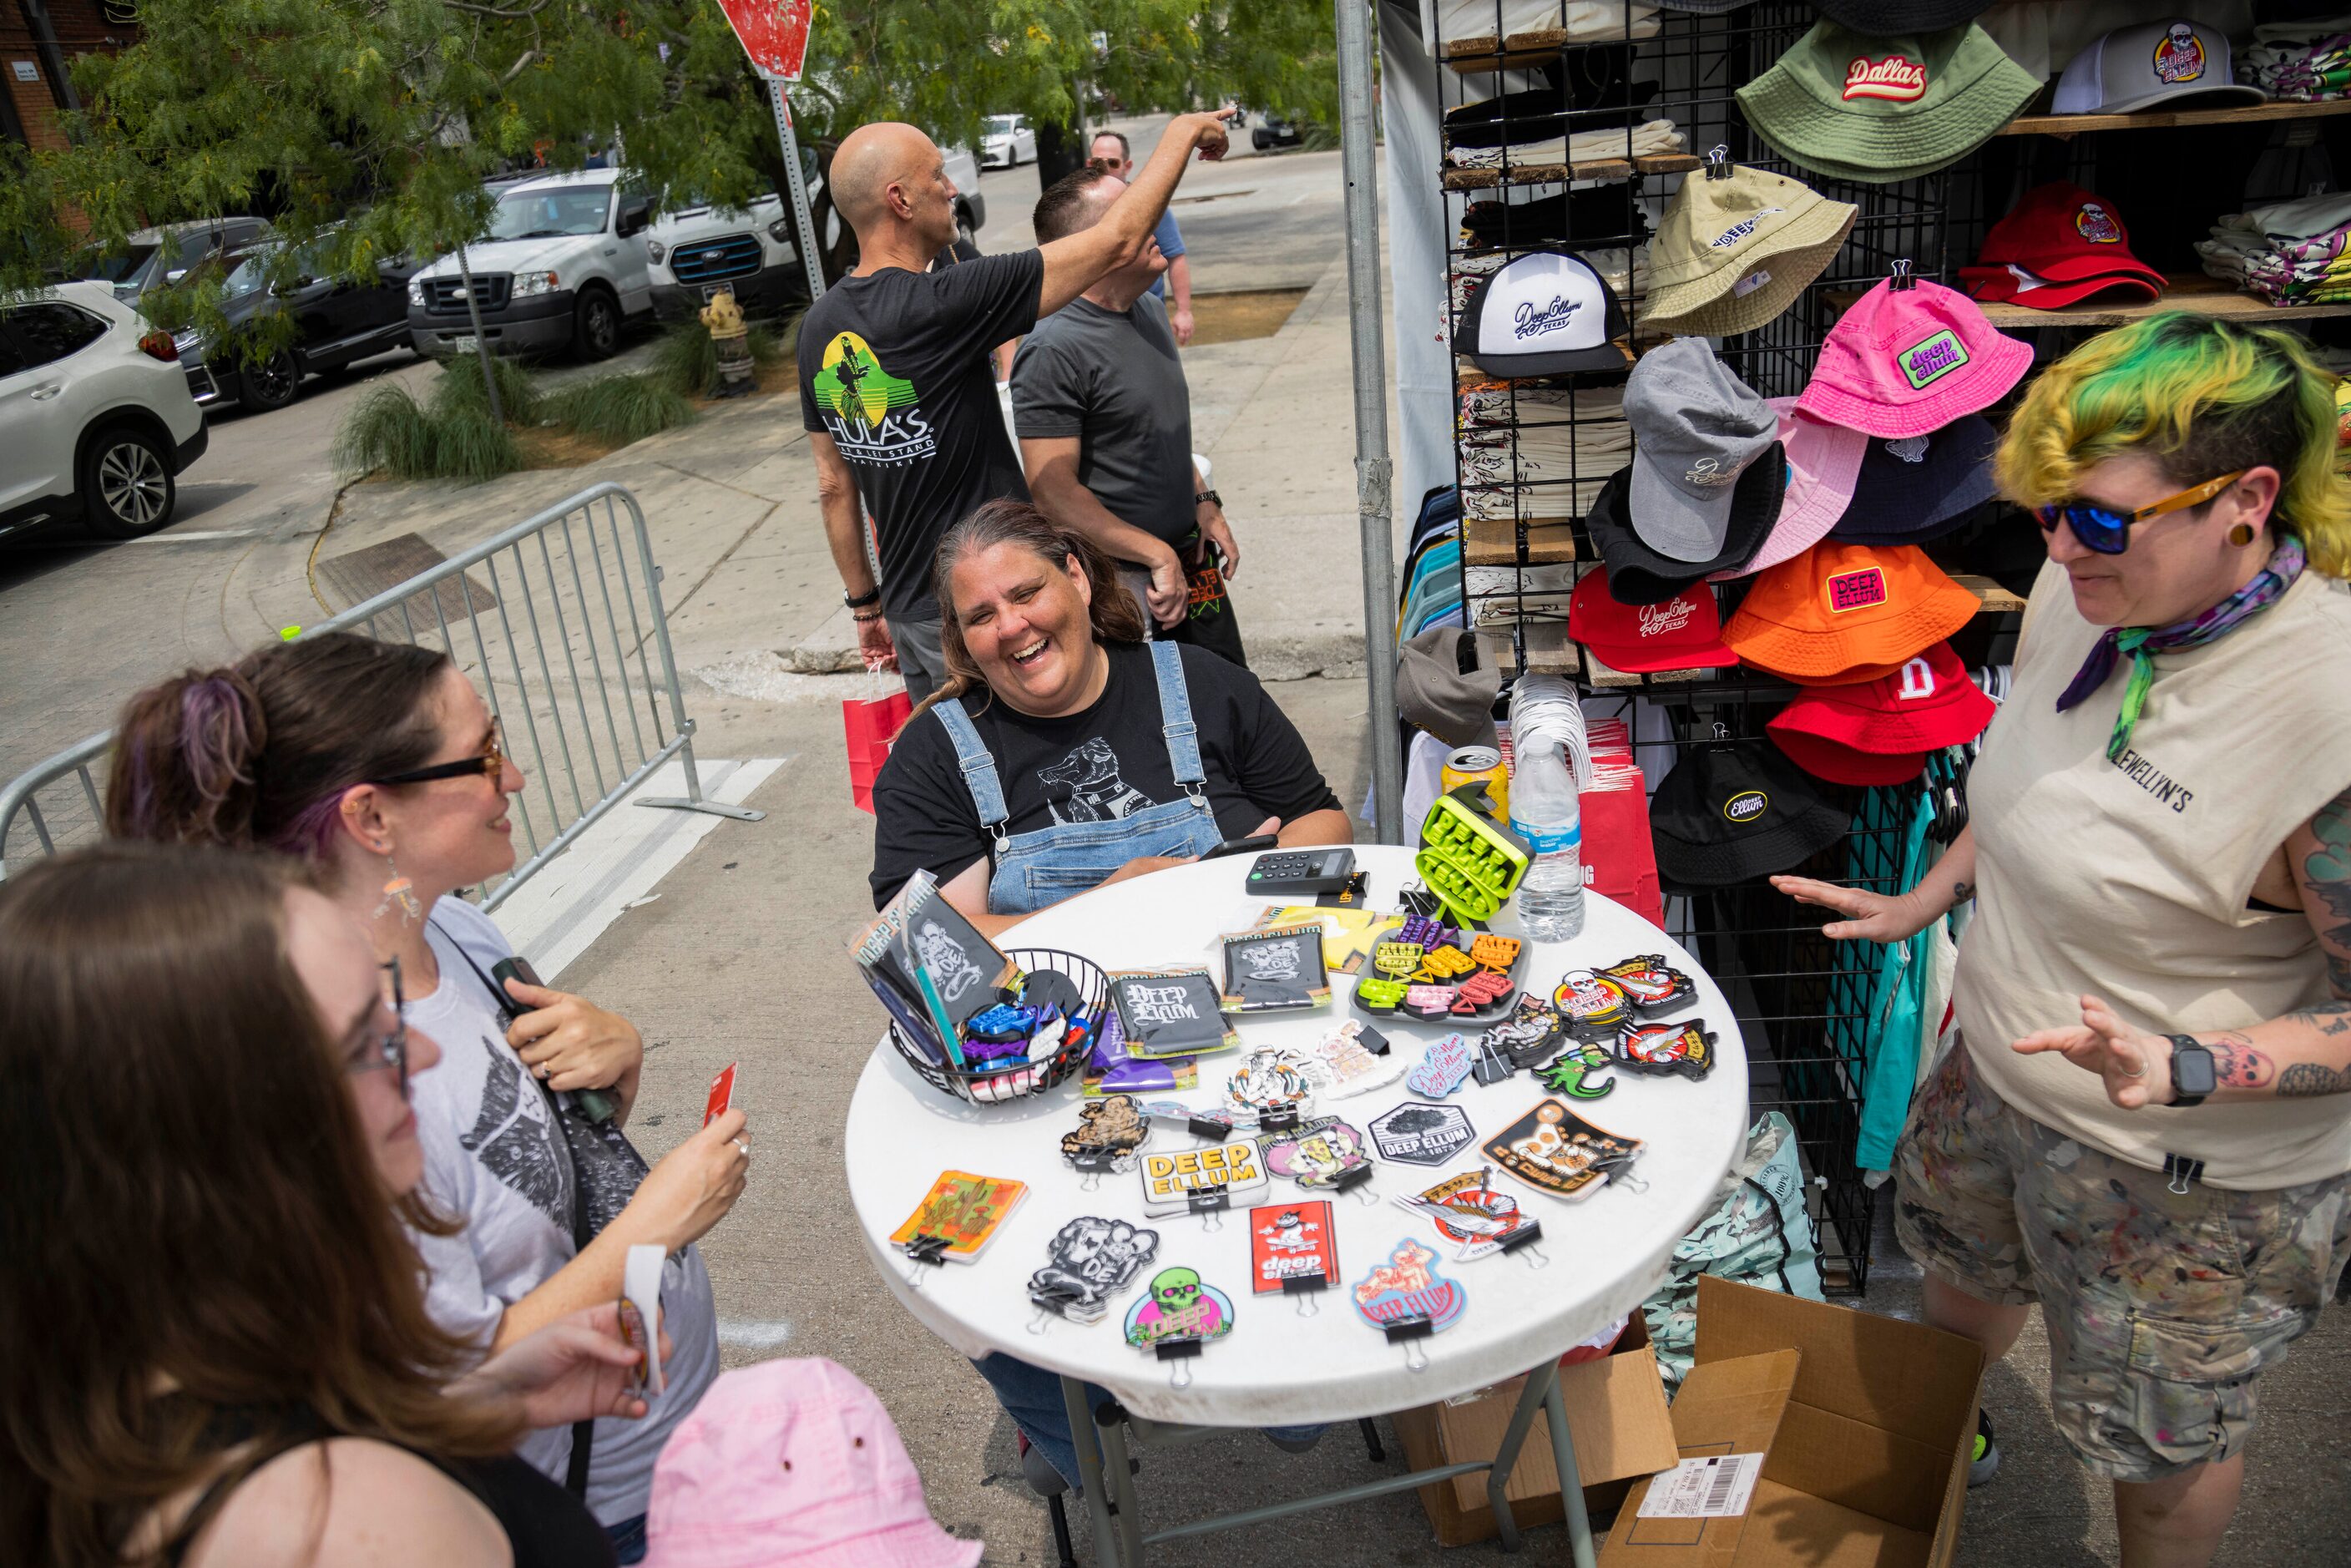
1644 156 1857 338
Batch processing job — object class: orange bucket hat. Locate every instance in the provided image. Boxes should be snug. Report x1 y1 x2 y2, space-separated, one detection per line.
1723 541 1977 684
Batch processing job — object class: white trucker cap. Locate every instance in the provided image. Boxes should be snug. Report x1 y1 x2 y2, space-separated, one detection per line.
2052 18 2265 116
1459 249 1631 377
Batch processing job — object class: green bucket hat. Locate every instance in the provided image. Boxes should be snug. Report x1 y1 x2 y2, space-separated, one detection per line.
1736 20 2040 185
1645 159 1858 338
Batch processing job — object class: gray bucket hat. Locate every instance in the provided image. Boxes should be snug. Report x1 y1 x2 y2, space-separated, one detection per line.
1624 336 1781 563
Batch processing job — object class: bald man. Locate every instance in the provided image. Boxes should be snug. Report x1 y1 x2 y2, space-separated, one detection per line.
802 113 1232 699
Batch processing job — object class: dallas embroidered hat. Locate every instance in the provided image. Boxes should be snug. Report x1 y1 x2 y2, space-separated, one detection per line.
1646 161 1859 339
1829 412 1999 545
1767 640 1996 786
1796 276 2032 440
2053 18 2266 116
1712 397 1867 581
1568 568 1738 674
1723 540 1979 684
1459 248 1631 377
1959 183 2165 310
1651 739 1852 889
1736 20 2040 184
1585 463 1783 605
1624 335 1782 562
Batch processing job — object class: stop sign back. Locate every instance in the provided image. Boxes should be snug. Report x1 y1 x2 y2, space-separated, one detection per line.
715 0 813 82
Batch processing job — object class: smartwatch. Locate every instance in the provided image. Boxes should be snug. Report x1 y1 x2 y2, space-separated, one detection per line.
1194 488 1222 510
2166 1035 2215 1107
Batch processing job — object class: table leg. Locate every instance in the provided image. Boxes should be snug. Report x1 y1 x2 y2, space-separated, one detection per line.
1545 1368 1598 1568
1484 1361 1564 1554
1062 1376 1122 1568
1093 1403 1148 1567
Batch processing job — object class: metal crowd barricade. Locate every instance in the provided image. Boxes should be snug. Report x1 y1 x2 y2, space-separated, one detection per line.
0 482 762 908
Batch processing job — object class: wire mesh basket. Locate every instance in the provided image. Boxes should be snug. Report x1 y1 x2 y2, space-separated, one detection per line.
884 947 1110 1105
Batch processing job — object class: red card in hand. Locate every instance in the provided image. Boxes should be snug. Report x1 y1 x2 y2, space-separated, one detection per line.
702 1063 739 1128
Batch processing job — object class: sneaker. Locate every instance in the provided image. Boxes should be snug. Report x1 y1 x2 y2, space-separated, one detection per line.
1017 1431 1068 1497
1968 1408 2000 1488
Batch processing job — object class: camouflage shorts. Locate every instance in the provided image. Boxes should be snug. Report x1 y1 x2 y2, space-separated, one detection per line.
1894 1039 2351 1482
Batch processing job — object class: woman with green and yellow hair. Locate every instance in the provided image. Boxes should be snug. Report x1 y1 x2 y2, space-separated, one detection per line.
1777 312 2351 1567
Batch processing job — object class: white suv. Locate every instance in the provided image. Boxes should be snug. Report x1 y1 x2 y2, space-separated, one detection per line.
405 168 655 361
0 282 206 542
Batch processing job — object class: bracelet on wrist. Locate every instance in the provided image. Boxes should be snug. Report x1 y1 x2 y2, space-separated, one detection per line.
1195 488 1222 510
851 607 886 624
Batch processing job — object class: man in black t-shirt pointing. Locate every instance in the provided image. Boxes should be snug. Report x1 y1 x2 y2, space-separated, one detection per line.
802 112 1233 700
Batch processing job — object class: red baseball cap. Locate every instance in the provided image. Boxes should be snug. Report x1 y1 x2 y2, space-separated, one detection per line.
1569 569 1738 675
1766 640 1995 785
1959 183 2163 311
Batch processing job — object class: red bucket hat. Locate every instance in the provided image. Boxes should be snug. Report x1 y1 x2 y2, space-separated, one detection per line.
1959 182 2163 311
1766 640 1995 784
1795 276 2032 439
1569 569 1739 674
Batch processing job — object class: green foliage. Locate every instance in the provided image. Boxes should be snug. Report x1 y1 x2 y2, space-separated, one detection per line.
648 312 794 398
434 352 544 427
333 378 522 483
538 374 696 445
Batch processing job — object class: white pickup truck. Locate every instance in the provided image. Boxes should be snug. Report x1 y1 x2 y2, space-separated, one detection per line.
405 168 655 361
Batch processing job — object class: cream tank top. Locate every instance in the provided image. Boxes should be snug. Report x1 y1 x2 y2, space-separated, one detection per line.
1957 556 2351 1190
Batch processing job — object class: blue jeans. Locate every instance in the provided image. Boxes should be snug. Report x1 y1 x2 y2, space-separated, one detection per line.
605 1512 646 1564
971 1353 1326 1492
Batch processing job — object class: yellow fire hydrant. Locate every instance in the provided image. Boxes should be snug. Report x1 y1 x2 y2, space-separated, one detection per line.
700 287 755 399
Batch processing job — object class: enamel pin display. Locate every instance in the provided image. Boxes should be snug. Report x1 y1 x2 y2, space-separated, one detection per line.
1027 1216 1160 1328
1124 1267 1235 1386
1483 1100 1645 1200
1351 1237 1467 1371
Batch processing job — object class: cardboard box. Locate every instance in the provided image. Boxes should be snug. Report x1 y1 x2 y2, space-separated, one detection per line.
1393 1315 1681 1546
1599 1277 1984 1568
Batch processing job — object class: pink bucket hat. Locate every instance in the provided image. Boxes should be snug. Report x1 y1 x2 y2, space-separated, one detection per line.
640 1358 983 1568
1711 397 1865 581
1794 277 2031 439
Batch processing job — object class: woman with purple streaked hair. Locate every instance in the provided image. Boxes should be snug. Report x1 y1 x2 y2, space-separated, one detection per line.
106 633 745 1561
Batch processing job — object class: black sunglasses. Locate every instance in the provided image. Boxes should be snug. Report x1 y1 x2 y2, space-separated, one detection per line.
374 717 508 787
346 957 410 1095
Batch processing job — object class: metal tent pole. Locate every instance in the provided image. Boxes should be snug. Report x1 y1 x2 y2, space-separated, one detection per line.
1334 0 1403 843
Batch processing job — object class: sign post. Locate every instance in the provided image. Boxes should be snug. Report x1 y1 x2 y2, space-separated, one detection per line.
710 0 826 301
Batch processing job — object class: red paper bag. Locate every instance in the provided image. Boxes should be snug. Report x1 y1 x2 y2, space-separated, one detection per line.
1579 778 1665 930
843 690 913 814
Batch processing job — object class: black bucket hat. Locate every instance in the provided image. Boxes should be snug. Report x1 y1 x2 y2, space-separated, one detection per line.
1651 739 1852 889
1829 413 2000 546
1585 459 1783 607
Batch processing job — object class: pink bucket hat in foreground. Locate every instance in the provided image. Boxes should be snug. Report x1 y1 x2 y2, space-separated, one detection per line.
641 1358 983 1568
1711 397 1866 581
1794 276 2031 439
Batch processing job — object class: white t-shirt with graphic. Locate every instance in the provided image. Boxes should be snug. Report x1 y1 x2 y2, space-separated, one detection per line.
408 898 719 1525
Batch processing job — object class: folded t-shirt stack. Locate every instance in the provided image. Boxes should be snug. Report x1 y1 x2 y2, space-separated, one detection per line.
2198 191 2351 304
1446 118 1686 169
1459 377 1629 522
2237 16 2351 101
1460 189 1651 252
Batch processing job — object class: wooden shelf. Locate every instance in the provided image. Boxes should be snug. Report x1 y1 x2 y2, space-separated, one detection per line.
1441 28 1620 74
1824 272 2351 327
1443 152 1698 191
1952 574 2027 615
2000 98 2351 139
1464 516 1577 567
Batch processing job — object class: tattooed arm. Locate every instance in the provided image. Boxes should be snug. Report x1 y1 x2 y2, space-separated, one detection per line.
2014 781 2351 1105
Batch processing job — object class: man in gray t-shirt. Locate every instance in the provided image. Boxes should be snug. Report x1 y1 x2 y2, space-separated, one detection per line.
1012 168 1246 667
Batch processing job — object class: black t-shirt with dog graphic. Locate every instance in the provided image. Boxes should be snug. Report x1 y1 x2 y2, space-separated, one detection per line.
869 641 1342 908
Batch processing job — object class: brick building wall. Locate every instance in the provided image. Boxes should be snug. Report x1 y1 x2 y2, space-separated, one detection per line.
3 0 142 150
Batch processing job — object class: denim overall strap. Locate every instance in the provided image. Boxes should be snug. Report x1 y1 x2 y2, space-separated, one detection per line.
928 697 1012 852
1148 640 1210 808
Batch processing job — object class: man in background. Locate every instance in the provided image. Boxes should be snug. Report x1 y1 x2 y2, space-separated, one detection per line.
1088 129 1196 346
1012 168 1246 668
800 113 1230 698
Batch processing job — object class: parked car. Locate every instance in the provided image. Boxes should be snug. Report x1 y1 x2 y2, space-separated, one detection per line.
176 238 419 412
646 193 806 321
979 114 1037 169
1252 113 1305 151
0 282 206 542
404 169 655 361
71 217 274 311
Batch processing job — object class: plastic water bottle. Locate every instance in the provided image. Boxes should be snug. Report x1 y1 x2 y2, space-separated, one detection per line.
1509 736 1585 941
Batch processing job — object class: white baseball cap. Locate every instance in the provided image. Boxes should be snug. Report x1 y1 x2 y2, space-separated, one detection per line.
2052 18 2264 115
1459 249 1631 377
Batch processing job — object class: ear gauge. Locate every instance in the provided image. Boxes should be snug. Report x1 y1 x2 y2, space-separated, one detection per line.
2228 522 2257 547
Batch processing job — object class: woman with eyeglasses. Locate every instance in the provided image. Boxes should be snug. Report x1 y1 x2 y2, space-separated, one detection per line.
1 842 675 1566
1775 313 2351 1568
105 633 745 1563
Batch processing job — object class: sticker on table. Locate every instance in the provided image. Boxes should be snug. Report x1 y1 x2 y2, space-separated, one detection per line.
1261 1115 1375 1196
1480 996 1564 1072
1309 1019 1403 1098
1393 1166 1542 1262
1368 1101 1477 1166
1618 1020 1719 1080
1405 1033 1478 1099
1027 1216 1160 1327
1124 1267 1234 1387
1533 1041 1616 1100
889 1171 1029 1274
1221 922 1331 1012
1140 1139 1270 1219
1483 1100 1644 1201
1251 1198 1339 1311
1553 970 1631 1044
1059 1093 1152 1181
1225 1046 1316 1130
1351 1237 1467 1371
1600 953 1698 1018
1110 968 1236 1059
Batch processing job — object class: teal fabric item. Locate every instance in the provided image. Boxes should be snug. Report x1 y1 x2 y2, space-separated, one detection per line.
1855 794 1939 1172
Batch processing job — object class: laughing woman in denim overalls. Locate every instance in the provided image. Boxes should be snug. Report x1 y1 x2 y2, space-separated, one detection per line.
868 498 1349 1493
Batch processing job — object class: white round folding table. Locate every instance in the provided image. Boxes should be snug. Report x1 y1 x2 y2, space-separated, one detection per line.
846 846 1747 1568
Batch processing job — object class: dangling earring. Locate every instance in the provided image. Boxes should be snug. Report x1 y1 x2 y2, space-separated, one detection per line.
375 847 421 924
2228 522 2257 547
